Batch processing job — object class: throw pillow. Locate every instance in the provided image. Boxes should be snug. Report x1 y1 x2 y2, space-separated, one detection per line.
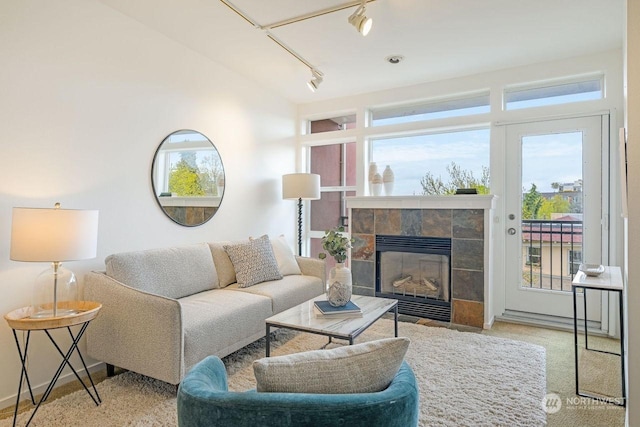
253 337 410 394
262 235 302 276
224 235 283 288
208 241 237 287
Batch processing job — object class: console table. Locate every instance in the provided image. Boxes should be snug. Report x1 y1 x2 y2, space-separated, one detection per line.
571 266 625 406
4 301 102 427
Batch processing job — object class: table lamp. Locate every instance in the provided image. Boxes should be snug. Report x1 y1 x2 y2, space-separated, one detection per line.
282 173 321 256
10 203 99 318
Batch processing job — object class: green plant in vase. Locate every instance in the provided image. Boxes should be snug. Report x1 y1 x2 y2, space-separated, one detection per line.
318 226 355 307
318 226 354 264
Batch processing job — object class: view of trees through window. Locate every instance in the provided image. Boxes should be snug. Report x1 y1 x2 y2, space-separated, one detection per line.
420 162 490 195
168 151 223 196
371 128 490 195
522 181 582 220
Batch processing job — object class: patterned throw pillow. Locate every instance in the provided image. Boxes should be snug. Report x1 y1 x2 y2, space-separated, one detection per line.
224 235 283 288
253 337 410 394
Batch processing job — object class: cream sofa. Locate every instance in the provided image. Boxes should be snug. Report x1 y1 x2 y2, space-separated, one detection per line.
84 238 325 385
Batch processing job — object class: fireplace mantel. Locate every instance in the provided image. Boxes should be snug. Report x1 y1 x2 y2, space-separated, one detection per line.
346 195 497 210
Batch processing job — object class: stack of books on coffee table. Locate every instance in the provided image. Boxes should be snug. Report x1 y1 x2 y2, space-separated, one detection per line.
313 300 363 318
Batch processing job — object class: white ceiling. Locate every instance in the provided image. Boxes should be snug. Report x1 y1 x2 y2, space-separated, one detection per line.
98 0 624 105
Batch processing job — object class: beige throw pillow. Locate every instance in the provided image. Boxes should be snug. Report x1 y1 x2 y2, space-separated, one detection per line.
224 235 283 288
253 337 410 394
270 235 302 276
208 241 236 287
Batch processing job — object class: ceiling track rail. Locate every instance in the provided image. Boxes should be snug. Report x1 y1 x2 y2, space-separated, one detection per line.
219 0 373 79
262 0 376 30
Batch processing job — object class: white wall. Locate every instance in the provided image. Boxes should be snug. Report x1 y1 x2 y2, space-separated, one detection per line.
625 0 639 423
0 0 298 408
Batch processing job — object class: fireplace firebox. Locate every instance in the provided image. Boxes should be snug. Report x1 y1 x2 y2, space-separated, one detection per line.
376 235 451 321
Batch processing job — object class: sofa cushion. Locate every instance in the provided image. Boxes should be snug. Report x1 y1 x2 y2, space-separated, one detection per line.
253 337 410 394
270 235 302 276
227 274 322 314
179 289 273 371
224 235 282 288
105 243 218 299
208 241 237 287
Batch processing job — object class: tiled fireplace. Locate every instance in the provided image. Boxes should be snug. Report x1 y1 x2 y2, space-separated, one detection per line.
347 195 496 329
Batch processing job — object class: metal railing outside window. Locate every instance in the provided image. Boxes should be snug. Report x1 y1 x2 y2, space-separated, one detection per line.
521 219 582 292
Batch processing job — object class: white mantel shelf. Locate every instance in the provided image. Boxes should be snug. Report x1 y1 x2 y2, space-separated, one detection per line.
346 195 497 210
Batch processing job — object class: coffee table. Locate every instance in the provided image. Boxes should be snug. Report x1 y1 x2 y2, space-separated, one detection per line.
265 295 398 356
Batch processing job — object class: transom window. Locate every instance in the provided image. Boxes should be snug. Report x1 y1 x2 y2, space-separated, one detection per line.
504 76 603 110
370 93 490 126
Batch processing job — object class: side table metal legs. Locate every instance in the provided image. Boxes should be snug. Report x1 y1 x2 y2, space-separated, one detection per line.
572 286 626 406
10 323 101 427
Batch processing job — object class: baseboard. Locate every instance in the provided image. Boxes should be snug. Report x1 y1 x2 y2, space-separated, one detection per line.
498 310 607 336
0 361 105 412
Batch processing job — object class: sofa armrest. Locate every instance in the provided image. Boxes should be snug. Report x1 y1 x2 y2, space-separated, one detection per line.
295 256 326 285
84 271 184 384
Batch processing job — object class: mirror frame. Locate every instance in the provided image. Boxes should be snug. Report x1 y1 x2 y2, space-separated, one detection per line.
151 129 225 227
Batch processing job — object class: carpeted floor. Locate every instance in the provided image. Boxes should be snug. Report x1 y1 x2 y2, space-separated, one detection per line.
0 318 546 427
482 321 626 427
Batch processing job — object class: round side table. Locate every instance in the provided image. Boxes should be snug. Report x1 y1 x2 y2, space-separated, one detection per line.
4 301 102 427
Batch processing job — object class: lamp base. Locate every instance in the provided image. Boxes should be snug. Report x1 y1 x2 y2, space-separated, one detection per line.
31 263 79 318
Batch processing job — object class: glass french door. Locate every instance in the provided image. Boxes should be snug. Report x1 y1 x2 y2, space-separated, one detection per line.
504 116 606 320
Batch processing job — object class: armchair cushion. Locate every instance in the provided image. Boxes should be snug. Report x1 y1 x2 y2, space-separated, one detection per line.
253 337 410 394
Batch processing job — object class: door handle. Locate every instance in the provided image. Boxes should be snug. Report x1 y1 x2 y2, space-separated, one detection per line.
507 228 516 235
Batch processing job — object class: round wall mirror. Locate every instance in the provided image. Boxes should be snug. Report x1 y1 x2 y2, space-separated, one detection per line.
151 129 225 226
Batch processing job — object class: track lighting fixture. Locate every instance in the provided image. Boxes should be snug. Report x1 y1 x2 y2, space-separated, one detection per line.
307 69 323 92
348 0 372 36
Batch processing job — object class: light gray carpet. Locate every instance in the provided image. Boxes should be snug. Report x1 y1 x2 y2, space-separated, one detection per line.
1 319 546 427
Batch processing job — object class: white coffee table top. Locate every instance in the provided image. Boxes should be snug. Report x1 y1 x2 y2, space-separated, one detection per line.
266 295 397 341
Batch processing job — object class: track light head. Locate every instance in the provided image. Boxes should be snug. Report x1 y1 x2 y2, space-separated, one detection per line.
307 69 323 92
348 1 372 36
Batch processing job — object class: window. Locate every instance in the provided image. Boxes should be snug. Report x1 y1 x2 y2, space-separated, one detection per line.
308 115 356 134
527 247 541 266
309 142 356 269
371 93 490 126
504 77 603 110
568 250 582 275
370 128 490 196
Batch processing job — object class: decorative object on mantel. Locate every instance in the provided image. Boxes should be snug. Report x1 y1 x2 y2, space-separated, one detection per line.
367 162 378 195
371 173 383 196
383 165 394 196
318 226 355 306
10 204 99 318
455 188 478 195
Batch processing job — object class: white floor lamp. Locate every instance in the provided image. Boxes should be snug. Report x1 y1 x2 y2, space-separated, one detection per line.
282 173 321 256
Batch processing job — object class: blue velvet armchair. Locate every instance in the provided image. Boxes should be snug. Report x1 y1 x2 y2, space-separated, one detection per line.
177 355 419 427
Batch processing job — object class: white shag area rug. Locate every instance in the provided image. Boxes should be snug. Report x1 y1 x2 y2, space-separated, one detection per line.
2 319 546 427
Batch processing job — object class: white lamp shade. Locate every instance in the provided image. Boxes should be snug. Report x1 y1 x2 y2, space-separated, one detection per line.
282 173 321 200
10 207 99 262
